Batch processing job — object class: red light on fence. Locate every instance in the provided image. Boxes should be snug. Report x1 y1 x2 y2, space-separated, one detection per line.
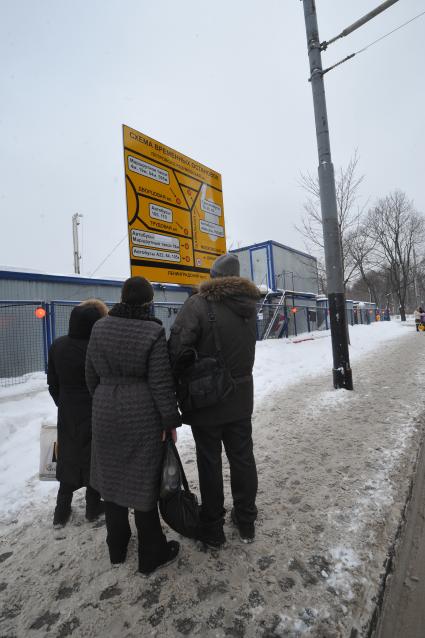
34 307 46 319
291 307 298 314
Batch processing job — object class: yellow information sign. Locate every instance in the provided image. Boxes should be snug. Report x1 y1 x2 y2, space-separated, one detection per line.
123 125 226 286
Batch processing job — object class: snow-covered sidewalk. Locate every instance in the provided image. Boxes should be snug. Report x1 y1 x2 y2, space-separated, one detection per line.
0 322 411 524
1 321 424 637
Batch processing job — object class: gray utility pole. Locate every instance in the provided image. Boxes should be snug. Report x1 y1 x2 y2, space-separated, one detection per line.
72 213 83 274
302 0 400 389
302 0 353 390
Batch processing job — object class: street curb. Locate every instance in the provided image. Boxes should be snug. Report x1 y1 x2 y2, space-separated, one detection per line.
366 417 425 637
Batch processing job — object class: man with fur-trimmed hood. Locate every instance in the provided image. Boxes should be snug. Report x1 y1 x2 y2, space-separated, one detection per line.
169 253 260 548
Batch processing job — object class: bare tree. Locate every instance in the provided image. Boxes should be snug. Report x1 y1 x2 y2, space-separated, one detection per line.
347 268 390 309
316 258 327 295
345 224 378 302
365 191 425 321
414 256 425 308
296 151 366 290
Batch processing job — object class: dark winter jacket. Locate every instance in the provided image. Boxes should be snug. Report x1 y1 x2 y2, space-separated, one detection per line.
168 276 260 427
47 305 103 487
85 305 181 511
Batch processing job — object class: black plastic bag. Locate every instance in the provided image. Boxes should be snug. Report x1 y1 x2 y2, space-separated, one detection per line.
159 436 200 539
159 435 181 500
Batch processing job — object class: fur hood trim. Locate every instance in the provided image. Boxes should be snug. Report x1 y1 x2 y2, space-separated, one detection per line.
198 277 261 301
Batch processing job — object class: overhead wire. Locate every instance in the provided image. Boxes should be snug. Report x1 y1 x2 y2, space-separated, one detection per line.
356 9 425 54
60 233 128 302
87 234 127 279
320 9 425 77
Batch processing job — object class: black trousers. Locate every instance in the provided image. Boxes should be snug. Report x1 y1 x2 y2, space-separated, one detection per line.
191 417 258 527
104 501 166 563
57 482 100 505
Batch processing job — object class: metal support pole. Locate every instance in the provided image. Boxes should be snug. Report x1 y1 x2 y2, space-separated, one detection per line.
50 302 56 342
72 213 83 274
302 0 353 390
41 302 49 373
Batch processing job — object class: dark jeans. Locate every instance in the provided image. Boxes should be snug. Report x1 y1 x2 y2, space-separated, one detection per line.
57 482 100 506
191 417 258 527
104 501 166 564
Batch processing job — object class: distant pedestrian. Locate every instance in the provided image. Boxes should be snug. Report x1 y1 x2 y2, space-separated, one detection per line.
279 312 289 339
169 253 260 547
414 307 424 332
85 276 181 575
47 299 108 528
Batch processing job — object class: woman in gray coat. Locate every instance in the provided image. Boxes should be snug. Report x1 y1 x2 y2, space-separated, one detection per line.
85 276 181 575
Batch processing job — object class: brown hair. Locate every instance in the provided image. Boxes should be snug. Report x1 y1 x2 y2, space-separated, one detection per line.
79 298 109 317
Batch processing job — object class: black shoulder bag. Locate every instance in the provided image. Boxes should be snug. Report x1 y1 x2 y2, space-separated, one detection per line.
159 435 200 539
174 300 235 413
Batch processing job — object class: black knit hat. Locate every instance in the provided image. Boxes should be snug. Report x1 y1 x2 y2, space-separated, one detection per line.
121 276 154 305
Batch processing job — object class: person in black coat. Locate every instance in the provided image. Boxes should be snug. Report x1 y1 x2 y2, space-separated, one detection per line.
169 253 260 548
47 300 108 527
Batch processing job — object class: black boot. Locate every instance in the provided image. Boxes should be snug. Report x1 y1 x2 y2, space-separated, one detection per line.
86 501 105 522
196 519 226 549
104 501 132 565
53 493 72 528
135 507 179 575
138 540 180 576
85 486 104 522
231 508 255 544
107 534 131 565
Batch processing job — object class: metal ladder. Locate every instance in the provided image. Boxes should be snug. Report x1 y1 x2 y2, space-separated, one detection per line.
262 291 286 340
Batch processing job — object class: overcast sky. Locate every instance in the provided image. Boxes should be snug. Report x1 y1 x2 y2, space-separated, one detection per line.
1 0 424 279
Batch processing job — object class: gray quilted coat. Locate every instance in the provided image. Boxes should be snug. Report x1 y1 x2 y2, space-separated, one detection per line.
85 312 181 511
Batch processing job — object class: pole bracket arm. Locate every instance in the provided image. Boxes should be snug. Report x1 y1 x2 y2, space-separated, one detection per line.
308 67 323 83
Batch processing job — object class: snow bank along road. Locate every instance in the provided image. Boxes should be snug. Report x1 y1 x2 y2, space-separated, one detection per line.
1 323 424 637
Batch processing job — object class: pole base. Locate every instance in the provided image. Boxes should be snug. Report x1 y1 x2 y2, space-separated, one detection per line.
328 292 353 390
333 367 353 390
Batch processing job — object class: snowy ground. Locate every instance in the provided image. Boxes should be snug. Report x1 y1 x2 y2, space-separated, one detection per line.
1 321 424 637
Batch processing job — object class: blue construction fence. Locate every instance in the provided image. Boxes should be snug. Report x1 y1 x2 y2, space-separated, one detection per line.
0 299 378 387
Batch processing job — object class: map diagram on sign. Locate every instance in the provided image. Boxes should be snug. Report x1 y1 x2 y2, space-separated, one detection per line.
123 125 226 286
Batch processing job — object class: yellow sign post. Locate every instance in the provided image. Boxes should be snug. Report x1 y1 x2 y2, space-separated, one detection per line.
123 125 226 286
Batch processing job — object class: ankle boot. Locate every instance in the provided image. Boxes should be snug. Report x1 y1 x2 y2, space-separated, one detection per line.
196 517 226 548
53 494 72 528
138 540 180 576
86 500 105 522
107 530 131 565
